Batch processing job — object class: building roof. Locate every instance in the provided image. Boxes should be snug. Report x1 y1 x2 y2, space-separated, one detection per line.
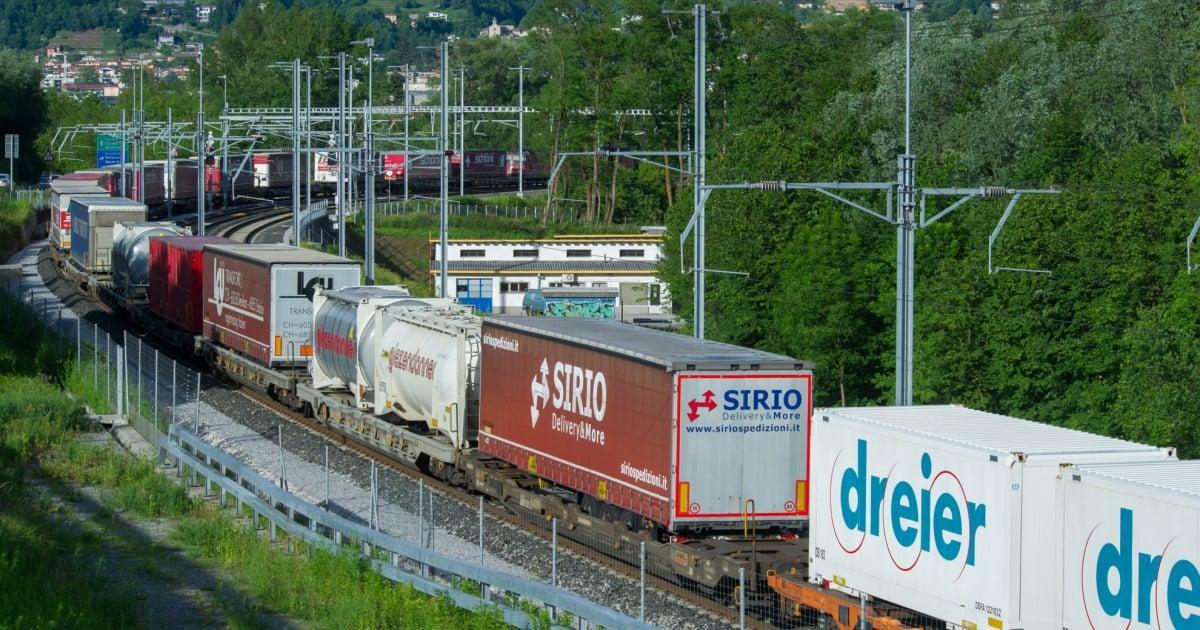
433 260 657 274
429 234 662 244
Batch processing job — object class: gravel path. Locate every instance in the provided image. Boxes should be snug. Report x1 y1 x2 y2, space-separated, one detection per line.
16 241 736 629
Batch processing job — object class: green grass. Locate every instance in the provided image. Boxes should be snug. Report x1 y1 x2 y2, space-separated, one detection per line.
0 197 32 257
0 375 140 628
0 289 517 629
173 514 510 630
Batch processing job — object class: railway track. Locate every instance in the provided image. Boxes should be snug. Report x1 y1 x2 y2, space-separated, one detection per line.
233 385 760 629
38 245 762 629
223 212 292 243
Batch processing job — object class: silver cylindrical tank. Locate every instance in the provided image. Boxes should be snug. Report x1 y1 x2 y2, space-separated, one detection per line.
313 286 435 387
112 221 189 296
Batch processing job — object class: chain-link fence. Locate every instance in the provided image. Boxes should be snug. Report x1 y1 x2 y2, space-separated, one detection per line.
376 198 544 220
3 275 203 453
1 247 672 630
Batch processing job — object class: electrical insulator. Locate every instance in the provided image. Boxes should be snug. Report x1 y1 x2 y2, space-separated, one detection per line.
982 186 1009 199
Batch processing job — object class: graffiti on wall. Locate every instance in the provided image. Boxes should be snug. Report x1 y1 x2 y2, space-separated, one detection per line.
543 297 616 319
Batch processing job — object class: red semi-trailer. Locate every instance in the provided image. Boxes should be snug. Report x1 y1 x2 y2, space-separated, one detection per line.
148 236 237 334
202 244 360 367
478 317 814 532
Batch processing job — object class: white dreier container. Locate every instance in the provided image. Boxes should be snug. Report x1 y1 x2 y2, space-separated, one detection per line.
808 405 1175 630
1059 460 1200 630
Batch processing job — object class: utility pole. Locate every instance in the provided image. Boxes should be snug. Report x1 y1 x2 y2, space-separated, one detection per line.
895 1 915 405
165 107 173 217
404 64 410 200
510 65 529 197
337 51 347 258
305 66 312 220
196 45 205 234
458 66 465 197
439 41 450 298
692 4 707 339
291 58 302 245
137 63 145 204
219 74 229 210
221 117 229 209
353 38 377 283
119 109 127 196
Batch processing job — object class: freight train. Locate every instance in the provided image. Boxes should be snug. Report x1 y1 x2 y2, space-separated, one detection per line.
48 216 820 623
230 148 547 198
43 205 1200 630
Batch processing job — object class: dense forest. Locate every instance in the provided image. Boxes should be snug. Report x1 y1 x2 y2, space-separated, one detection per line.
12 0 1200 456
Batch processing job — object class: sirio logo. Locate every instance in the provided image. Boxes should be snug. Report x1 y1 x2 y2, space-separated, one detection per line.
832 439 988 575
687 390 717 421
688 388 806 421
1082 508 1200 629
528 358 607 428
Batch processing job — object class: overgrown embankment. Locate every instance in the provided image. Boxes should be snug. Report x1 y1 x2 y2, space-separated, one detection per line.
0 287 513 628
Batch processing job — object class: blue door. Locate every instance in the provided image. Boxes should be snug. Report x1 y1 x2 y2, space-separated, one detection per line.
456 278 493 313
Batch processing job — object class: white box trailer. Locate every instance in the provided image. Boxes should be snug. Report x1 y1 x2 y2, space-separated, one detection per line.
809 405 1175 630
69 196 148 272
1059 460 1200 630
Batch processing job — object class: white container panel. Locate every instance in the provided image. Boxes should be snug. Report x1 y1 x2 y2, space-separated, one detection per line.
373 306 480 448
810 413 1015 629
674 371 813 524
268 264 360 364
1059 461 1200 630
809 405 1175 630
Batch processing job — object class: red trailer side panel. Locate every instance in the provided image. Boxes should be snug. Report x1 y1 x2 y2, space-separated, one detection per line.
478 324 674 525
149 236 237 334
202 249 273 364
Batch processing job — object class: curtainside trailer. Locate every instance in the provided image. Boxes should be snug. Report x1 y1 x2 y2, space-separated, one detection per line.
148 235 238 335
50 181 108 251
202 244 359 367
477 316 813 532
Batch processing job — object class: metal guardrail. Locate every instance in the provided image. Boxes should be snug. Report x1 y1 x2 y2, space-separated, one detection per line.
7 257 659 630
165 423 652 630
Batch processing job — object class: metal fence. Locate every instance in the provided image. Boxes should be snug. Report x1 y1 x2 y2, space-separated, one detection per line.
3 188 50 208
376 198 543 220
168 424 651 630
3 248 668 630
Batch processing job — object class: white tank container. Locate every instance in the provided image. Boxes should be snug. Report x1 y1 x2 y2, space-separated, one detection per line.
808 405 1175 630
112 221 190 296
373 305 480 449
311 285 455 409
1059 460 1200 630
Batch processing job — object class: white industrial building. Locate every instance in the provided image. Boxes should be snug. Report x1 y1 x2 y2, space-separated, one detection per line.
429 231 672 323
